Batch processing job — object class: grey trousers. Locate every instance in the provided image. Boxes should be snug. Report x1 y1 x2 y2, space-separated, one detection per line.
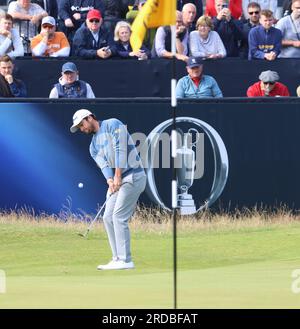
102 172 147 263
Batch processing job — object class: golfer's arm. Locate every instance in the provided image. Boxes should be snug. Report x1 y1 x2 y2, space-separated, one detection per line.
114 168 122 179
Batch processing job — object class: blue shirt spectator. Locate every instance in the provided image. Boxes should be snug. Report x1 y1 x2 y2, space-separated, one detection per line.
176 56 223 98
248 9 282 59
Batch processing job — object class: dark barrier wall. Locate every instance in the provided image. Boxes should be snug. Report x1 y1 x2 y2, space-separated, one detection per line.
13 58 300 98
1 98 300 215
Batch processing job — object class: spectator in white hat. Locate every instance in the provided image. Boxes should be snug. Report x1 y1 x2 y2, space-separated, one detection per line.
31 16 70 57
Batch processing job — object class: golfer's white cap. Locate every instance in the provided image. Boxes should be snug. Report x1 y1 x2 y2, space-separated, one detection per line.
70 109 93 133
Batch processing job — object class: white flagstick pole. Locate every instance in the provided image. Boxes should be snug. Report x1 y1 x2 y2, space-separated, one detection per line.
170 23 178 310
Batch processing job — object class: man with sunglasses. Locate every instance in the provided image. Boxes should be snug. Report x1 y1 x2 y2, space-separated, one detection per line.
240 2 261 58
242 0 278 20
31 16 70 57
247 70 290 97
58 0 105 40
73 9 115 59
276 0 300 58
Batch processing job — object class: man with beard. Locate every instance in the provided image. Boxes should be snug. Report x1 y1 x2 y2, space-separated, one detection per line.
70 109 146 270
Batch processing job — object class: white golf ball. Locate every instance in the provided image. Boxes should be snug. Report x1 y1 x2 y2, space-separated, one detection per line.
78 183 84 189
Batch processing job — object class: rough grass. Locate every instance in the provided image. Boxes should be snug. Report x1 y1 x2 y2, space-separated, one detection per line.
1 206 300 234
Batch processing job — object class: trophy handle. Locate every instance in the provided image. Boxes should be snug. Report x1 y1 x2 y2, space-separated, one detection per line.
187 128 200 149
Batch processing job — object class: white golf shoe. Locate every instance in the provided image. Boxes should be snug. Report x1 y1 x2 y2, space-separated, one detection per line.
97 260 135 270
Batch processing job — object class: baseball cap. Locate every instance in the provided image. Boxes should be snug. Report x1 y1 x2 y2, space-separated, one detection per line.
259 70 279 83
41 16 56 26
62 62 78 73
70 109 93 133
187 56 204 68
87 9 102 20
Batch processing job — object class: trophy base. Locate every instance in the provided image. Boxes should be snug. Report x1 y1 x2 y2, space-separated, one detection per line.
178 193 196 215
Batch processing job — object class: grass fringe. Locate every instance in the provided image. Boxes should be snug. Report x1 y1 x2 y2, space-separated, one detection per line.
1 205 300 234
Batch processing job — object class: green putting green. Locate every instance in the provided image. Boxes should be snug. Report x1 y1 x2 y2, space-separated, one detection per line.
1 216 300 308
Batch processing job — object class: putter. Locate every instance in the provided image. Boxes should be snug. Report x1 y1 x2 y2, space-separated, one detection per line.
78 196 110 238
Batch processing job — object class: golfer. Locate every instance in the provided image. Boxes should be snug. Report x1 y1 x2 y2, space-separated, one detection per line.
70 109 146 270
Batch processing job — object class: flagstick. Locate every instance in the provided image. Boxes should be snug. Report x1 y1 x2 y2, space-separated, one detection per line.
170 24 177 310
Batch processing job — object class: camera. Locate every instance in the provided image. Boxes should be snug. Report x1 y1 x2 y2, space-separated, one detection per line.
222 3 228 8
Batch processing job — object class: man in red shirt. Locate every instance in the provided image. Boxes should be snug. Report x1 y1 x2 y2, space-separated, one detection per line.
247 70 290 97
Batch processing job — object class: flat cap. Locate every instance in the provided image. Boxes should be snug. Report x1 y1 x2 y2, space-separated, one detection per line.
259 70 279 83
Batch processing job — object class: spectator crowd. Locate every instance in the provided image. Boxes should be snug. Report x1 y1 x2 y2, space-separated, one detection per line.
0 0 300 98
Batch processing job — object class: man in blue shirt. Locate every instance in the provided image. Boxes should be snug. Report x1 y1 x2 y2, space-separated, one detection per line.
176 56 223 98
248 9 282 60
70 109 146 270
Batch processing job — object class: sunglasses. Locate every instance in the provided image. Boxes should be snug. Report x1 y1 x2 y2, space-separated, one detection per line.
263 81 275 85
248 11 260 15
42 24 54 28
89 19 100 23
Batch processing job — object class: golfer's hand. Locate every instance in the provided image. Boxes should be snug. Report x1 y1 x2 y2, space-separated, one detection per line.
107 178 115 194
113 176 122 192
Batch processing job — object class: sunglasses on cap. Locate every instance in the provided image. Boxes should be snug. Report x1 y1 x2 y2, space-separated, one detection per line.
89 19 100 23
248 11 260 15
263 81 275 85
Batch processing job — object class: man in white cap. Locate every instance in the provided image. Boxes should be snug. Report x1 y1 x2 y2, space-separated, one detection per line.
247 70 290 96
31 16 70 57
70 110 146 270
